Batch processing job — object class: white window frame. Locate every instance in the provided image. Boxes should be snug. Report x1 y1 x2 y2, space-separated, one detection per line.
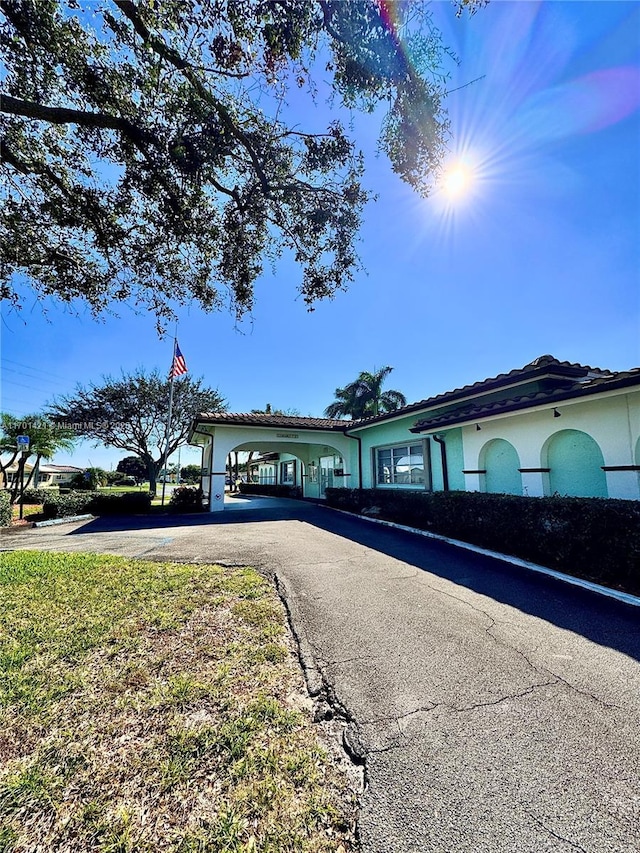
375 442 426 489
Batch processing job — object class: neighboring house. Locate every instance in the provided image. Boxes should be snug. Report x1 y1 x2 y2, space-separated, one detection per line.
248 452 279 486
189 355 640 511
2 462 83 490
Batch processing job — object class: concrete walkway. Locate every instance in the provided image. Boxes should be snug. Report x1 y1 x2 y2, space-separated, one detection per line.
3 495 639 852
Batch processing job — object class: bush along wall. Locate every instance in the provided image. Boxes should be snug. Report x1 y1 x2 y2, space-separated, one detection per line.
324 488 640 596
42 491 152 519
238 483 302 499
0 491 11 527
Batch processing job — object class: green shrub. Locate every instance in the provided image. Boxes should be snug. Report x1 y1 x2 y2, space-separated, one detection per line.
168 486 205 511
21 488 50 504
239 483 302 499
0 491 11 527
42 490 152 519
69 467 107 490
325 488 640 595
42 491 94 519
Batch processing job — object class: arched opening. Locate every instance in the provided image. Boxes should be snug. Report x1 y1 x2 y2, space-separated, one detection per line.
480 439 522 495
226 440 346 500
544 429 607 497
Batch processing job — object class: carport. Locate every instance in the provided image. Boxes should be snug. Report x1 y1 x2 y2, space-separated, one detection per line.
188 412 360 511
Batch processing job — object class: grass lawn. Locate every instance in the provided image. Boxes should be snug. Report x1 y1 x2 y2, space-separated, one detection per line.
0 552 356 852
10 505 43 523
99 485 149 493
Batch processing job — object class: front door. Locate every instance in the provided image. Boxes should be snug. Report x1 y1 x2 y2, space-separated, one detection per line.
319 456 334 498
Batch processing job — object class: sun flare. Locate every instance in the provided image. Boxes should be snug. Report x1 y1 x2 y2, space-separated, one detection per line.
442 163 474 199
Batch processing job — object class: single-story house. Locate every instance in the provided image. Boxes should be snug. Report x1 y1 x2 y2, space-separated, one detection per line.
188 355 640 511
2 462 83 490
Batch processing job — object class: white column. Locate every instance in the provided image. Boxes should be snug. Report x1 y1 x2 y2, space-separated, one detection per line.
603 469 640 501
519 470 546 497
208 473 226 511
208 435 235 512
463 472 482 492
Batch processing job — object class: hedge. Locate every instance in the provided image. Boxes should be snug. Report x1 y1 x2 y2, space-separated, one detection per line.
0 491 11 527
238 483 302 499
325 488 640 596
42 490 152 519
20 488 50 504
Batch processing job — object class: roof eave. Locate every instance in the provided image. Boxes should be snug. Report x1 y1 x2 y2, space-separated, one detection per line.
411 375 640 433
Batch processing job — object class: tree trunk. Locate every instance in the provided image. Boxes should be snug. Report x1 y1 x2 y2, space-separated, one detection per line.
23 454 42 490
10 454 29 503
0 450 19 490
147 458 160 496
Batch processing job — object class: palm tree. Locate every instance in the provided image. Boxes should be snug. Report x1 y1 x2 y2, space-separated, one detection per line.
324 367 407 420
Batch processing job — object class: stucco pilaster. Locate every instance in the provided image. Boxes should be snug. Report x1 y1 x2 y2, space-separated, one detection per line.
603 469 640 500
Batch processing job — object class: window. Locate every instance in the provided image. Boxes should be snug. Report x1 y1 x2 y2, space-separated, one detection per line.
376 443 424 486
281 460 295 485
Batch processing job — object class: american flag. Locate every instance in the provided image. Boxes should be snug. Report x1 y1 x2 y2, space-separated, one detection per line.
169 341 188 378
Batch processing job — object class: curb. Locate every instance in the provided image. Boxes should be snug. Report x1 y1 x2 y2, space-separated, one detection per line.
325 506 640 609
33 514 94 528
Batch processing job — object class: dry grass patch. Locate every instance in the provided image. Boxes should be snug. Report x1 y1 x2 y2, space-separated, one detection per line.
0 552 356 852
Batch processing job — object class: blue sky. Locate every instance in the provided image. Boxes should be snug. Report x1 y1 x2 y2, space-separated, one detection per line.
2 1 639 471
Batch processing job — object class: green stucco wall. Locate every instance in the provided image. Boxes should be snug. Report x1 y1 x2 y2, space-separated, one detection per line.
546 429 608 498
482 439 522 495
444 429 465 491
429 437 443 492
350 414 422 489
350 417 463 493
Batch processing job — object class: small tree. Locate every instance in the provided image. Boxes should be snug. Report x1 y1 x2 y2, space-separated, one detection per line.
70 467 107 490
116 456 148 483
180 464 201 485
49 370 225 495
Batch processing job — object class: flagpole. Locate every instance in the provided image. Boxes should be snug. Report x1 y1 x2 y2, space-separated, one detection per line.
161 335 178 507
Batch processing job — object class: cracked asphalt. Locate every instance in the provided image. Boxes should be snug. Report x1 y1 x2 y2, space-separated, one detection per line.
3 494 639 852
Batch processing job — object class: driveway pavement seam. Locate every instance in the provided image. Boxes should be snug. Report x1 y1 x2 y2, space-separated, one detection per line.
522 809 589 853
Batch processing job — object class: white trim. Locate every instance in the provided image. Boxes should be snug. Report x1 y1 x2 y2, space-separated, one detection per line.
416 385 640 436
374 441 426 488
347 373 624 433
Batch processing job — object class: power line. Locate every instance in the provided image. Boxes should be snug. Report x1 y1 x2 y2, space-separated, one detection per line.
1 366 69 388
1 358 68 382
1 378 58 394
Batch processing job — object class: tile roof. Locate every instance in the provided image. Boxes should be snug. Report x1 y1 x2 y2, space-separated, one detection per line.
349 354 615 429
411 367 640 432
192 357 639 438
194 412 349 430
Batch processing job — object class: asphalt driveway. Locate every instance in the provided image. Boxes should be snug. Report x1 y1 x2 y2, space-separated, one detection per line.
3 494 639 852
